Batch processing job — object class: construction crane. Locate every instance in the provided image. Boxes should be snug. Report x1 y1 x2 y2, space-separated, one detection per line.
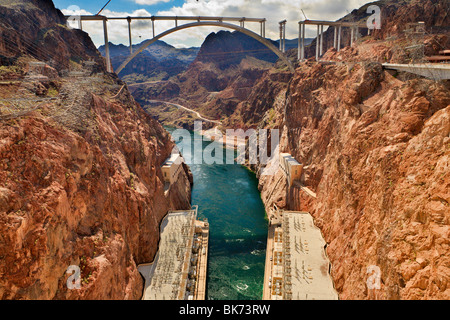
301 9 308 21
97 0 112 16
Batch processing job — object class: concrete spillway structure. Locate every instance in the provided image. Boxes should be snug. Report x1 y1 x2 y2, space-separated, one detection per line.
138 206 209 300
264 211 338 300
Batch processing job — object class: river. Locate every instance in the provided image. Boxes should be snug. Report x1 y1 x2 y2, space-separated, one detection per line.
167 128 268 300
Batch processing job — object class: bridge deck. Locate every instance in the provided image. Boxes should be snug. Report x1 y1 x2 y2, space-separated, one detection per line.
73 15 265 23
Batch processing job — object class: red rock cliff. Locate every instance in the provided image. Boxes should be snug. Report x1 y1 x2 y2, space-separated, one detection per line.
0 0 191 299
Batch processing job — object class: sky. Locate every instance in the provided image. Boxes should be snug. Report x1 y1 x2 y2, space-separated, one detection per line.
54 0 374 48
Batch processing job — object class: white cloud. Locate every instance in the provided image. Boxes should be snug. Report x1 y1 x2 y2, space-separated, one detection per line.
134 0 172 5
62 0 374 48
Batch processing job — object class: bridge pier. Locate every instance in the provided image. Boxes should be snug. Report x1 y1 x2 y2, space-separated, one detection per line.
279 20 286 53
337 25 342 52
151 17 155 38
350 26 359 46
127 17 132 55
350 27 354 46
260 20 266 38
333 26 337 49
315 25 319 61
319 24 324 57
298 22 306 61
102 18 112 73
240 18 246 28
298 20 365 61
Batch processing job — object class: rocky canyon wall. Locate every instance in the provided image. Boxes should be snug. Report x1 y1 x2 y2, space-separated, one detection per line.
256 59 449 300
231 0 450 300
0 0 192 299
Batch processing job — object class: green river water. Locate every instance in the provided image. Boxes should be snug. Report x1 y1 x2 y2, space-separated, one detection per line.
168 129 268 300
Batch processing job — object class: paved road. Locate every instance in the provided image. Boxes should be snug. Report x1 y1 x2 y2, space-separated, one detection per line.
148 99 222 125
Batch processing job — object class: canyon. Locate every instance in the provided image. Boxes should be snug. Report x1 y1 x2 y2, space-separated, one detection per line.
0 0 449 301
0 0 191 299
135 0 449 300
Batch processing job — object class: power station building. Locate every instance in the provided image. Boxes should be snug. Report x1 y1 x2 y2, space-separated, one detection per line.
161 153 184 185
279 153 303 186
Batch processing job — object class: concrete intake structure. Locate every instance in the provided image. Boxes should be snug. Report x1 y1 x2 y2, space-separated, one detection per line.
279 153 303 187
161 153 184 185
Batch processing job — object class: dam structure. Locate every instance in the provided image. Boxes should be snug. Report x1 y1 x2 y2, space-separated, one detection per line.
138 206 209 300
263 211 338 300
263 152 338 300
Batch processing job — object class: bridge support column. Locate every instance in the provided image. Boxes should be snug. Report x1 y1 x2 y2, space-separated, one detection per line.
79 19 83 31
298 22 306 61
127 17 132 55
279 24 282 51
298 22 302 61
102 18 112 73
316 24 319 61
301 21 305 60
338 25 341 51
298 22 301 60
333 26 337 49
279 20 286 53
319 24 324 56
260 20 266 38
350 26 354 46
151 17 155 38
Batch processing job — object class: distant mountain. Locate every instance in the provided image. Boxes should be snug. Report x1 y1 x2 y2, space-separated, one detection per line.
275 38 314 52
132 30 287 129
98 40 199 83
194 30 280 69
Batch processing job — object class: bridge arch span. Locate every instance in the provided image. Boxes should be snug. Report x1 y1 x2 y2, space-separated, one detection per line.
115 21 294 74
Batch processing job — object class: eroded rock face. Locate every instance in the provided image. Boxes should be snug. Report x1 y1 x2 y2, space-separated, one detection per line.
0 0 192 300
257 60 449 300
0 0 105 72
131 30 279 129
304 0 450 61
0 88 192 300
